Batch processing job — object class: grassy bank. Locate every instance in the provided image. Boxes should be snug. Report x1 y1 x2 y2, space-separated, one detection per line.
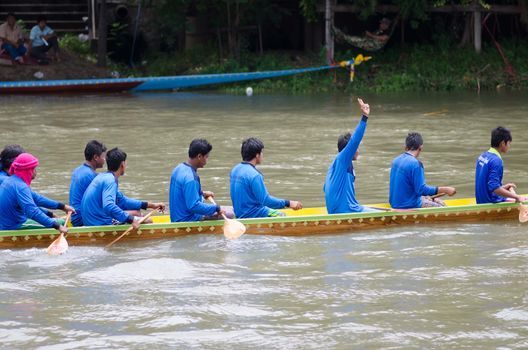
62 37 528 93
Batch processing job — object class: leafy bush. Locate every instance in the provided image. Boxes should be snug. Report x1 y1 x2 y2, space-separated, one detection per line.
60 34 91 56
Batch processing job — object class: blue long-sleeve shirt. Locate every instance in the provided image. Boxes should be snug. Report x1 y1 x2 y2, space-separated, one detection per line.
81 172 146 226
69 163 97 226
389 152 438 209
324 115 368 214
0 175 62 230
169 163 219 222
0 170 56 218
475 148 506 204
230 162 288 218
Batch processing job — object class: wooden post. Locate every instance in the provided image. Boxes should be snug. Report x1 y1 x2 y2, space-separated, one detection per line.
474 1 482 53
324 0 334 64
258 23 263 55
97 0 107 67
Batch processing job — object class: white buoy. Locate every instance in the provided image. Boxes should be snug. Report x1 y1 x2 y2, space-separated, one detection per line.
34 71 44 80
246 87 253 96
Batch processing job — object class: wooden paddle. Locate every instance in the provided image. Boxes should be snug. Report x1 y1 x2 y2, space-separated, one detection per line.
208 197 246 240
105 210 156 249
509 188 528 223
47 211 72 256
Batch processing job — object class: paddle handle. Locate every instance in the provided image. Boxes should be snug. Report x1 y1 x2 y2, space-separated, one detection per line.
105 210 156 249
207 197 227 220
63 211 72 228
431 192 447 200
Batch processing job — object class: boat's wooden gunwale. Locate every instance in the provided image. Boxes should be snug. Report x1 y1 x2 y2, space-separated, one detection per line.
0 200 523 249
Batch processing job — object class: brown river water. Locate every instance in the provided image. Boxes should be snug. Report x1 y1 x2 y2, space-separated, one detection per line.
0 91 527 349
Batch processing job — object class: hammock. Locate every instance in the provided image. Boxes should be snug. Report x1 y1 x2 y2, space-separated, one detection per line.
333 15 399 52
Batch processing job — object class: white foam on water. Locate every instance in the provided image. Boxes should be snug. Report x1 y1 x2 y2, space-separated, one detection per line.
495 308 528 321
441 330 519 341
78 258 194 284
194 303 283 317
338 322 383 333
62 304 155 323
136 315 201 329
0 282 32 292
494 246 528 258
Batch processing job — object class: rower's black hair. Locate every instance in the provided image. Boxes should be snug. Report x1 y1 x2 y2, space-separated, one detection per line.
337 133 352 152
84 140 107 161
0 144 25 172
188 139 212 158
241 137 264 161
36 15 47 23
491 126 512 148
106 147 127 172
405 132 423 151
6 13 15 19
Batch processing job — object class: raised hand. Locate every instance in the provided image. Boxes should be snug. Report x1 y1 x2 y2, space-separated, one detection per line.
357 98 370 116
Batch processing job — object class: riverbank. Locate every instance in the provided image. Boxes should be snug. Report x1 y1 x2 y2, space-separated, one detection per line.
1 39 526 93
0 50 111 82
121 40 528 94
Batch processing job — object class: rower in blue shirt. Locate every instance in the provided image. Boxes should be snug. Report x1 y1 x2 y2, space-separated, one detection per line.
475 126 523 204
389 132 456 209
0 152 74 232
169 139 233 222
81 148 165 227
324 98 379 214
230 137 302 218
69 140 107 226
0 144 57 219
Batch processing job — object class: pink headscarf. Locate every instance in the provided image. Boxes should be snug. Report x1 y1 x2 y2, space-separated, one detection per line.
9 153 39 186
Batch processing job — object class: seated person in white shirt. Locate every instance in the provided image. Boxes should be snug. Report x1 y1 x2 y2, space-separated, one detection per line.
29 15 59 64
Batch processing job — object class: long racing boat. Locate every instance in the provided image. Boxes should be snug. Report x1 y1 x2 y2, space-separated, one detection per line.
0 196 525 249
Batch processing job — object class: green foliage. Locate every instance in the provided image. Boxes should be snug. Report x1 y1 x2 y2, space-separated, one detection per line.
299 0 318 22
60 33 91 56
117 38 528 93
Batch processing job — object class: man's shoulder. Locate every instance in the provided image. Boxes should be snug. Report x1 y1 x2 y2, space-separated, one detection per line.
173 163 194 179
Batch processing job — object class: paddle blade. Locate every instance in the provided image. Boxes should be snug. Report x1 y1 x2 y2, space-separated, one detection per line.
223 219 246 240
47 233 68 255
519 204 528 223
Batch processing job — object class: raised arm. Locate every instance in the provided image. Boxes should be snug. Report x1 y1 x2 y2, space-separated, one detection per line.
336 98 370 166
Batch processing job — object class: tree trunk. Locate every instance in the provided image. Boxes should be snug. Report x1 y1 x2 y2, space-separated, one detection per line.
324 0 334 64
97 0 107 67
459 14 471 47
474 7 482 53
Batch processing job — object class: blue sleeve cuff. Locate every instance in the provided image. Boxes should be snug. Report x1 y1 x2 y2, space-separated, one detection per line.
141 202 148 210
361 114 368 122
285 200 290 208
57 202 65 210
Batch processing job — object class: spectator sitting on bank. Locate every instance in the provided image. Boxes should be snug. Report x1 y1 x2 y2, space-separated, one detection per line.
333 17 392 52
0 13 27 64
29 16 60 64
